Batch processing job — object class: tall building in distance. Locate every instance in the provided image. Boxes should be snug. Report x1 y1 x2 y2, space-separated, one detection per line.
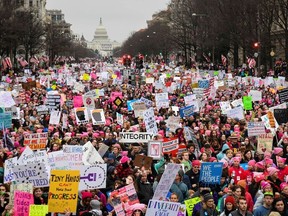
87 18 121 57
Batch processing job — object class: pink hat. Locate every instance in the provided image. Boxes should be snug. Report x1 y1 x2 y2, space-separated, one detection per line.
6 152 13 156
99 131 104 135
280 182 288 191
10 132 16 136
36 129 43 133
113 144 121 149
158 130 164 137
192 160 201 167
254 174 265 183
120 156 129 164
261 181 271 190
255 161 265 170
248 160 256 166
81 132 88 138
48 126 54 131
92 133 99 138
14 141 20 148
265 158 273 165
209 157 217 162
205 130 211 136
264 151 272 159
81 191 92 200
233 157 241 162
130 203 146 213
219 159 228 169
267 167 279 176
273 147 283 155
276 156 286 163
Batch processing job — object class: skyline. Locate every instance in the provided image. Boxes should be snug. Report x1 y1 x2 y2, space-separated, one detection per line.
46 0 171 43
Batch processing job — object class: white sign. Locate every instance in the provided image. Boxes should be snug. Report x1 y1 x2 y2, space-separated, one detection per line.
78 164 107 190
248 90 262 101
143 107 158 135
83 95 95 109
119 132 154 143
146 200 181 216
116 112 124 126
82 141 104 165
90 109 105 125
74 107 89 124
226 106 245 120
155 93 169 109
247 122 266 137
4 157 17 183
49 111 61 125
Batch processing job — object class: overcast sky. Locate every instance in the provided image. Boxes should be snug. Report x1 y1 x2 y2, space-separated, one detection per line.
46 0 170 43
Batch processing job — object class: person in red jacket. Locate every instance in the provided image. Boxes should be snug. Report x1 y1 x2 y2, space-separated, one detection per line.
276 156 288 182
228 157 246 185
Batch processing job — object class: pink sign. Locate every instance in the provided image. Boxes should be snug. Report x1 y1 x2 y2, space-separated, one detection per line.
73 96 83 108
111 92 123 101
14 190 34 216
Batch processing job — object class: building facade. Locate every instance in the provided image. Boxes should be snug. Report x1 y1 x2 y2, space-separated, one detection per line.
87 18 121 57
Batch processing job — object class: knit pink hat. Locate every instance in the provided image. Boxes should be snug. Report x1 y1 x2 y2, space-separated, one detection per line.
280 182 288 191
273 147 283 155
248 160 256 166
276 156 286 163
261 181 271 190
267 167 279 176
265 158 273 165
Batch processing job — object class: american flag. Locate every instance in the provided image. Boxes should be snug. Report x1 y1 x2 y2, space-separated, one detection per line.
41 55 49 63
203 78 214 98
247 57 256 68
4 57 12 69
30 56 39 64
203 53 211 63
17 57 28 67
221 55 227 66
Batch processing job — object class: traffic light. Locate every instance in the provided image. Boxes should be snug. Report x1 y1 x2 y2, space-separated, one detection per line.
122 55 131 67
253 42 259 48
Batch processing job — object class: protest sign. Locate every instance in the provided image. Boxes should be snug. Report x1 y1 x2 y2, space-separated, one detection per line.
74 107 89 124
29 205 49 216
226 106 244 120
148 141 162 160
0 113 12 128
9 183 33 205
243 96 253 110
119 132 154 143
14 190 34 216
82 141 104 165
116 112 124 126
133 102 147 118
23 133 48 150
278 88 288 103
269 103 287 113
36 105 49 115
12 163 49 187
219 102 231 114
134 155 153 169
153 163 181 200
140 97 153 108
49 111 61 125
47 150 70 170
146 200 181 216
247 122 266 137
274 109 288 125
113 96 123 107
199 162 223 185
0 106 20 119
4 157 17 183
162 137 179 153
90 109 105 125
185 197 201 216
166 116 181 132
231 99 243 108
17 146 36 165
78 164 107 190
46 94 61 110
97 143 109 157
184 94 196 106
248 90 262 101
83 94 95 109
110 184 139 216
198 79 209 89
62 145 83 168
127 99 139 111
257 133 273 154
0 91 16 107
143 107 158 135
155 93 169 109
48 170 80 213
179 105 194 118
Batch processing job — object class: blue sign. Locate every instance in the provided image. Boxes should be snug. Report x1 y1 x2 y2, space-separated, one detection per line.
127 99 139 111
179 105 194 118
198 79 210 89
199 162 223 184
240 163 248 171
0 113 12 129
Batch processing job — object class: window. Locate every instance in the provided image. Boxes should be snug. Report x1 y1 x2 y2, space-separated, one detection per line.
29 0 33 7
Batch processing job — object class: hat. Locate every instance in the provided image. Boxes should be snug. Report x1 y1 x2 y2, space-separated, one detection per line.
130 203 146 213
192 160 201 167
237 180 247 189
265 158 273 165
233 157 241 163
273 147 283 155
276 156 286 163
263 192 274 197
225 196 235 205
14 141 20 148
107 153 116 160
81 191 92 200
203 193 214 202
120 156 129 164
248 160 256 166
254 174 265 183
280 182 288 191
92 133 100 138
264 151 272 158
113 144 121 149
255 161 265 170
209 157 217 162
90 199 100 210
261 181 271 190
267 167 279 176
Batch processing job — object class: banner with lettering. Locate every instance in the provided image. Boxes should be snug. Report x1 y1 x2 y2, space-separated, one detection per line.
146 200 181 216
78 164 107 190
179 105 194 118
257 133 273 154
247 122 266 137
143 107 158 135
48 170 80 213
119 132 154 143
23 133 48 150
199 162 223 185
4 157 17 183
29 205 49 216
14 190 34 216
62 145 83 168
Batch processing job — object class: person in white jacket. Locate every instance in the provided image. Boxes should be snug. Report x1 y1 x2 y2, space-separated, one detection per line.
90 200 103 216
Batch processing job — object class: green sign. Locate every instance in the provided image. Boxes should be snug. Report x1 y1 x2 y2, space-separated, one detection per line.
243 96 253 110
0 113 12 128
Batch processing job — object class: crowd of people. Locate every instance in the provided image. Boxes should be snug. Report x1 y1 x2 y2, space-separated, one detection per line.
0 59 288 216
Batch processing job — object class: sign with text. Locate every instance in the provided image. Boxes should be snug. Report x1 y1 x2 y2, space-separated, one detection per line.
74 107 89 124
199 162 223 185
119 132 154 143
46 94 61 110
146 200 181 216
179 105 194 118
48 170 80 213
0 113 12 128
278 88 288 103
23 133 48 150
82 141 104 165
78 164 107 190
247 122 266 137
14 190 34 216
29 205 48 216
257 133 273 154
143 107 158 135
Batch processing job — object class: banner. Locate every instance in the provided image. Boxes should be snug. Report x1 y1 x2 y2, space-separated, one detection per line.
119 132 154 143
162 138 179 153
47 150 69 170
146 200 181 216
78 164 107 190
155 93 169 109
143 107 158 135
116 112 124 126
29 205 48 216
110 184 139 216
243 96 253 110
23 133 48 150
4 157 17 183
257 133 273 154
82 141 104 165
12 163 49 187
199 162 223 185
278 88 288 103
0 113 12 128
62 145 83 168
226 106 244 120
247 122 266 137
14 190 34 216
179 105 194 118
46 94 61 110
49 111 61 125
153 163 181 200
90 109 105 125
48 170 80 213
74 107 89 124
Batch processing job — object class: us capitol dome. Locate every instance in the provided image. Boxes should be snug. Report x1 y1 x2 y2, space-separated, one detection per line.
87 18 121 56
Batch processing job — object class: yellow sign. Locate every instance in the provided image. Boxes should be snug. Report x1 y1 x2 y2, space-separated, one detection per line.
29 205 48 216
48 170 80 213
184 197 201 216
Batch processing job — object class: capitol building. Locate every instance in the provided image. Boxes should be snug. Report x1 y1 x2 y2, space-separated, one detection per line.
87 18 121 57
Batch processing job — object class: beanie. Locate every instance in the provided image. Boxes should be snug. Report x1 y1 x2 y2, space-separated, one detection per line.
203 193 214 203
225 196 235 205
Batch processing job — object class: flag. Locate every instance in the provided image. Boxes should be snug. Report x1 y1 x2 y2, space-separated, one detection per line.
203 53 211 63
41 55 49 63
4 57 12 68
247 57 256 68
221 55 227 66
1 59 7 70
203 78 214 98
30 56 39 64
17 57 28 67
